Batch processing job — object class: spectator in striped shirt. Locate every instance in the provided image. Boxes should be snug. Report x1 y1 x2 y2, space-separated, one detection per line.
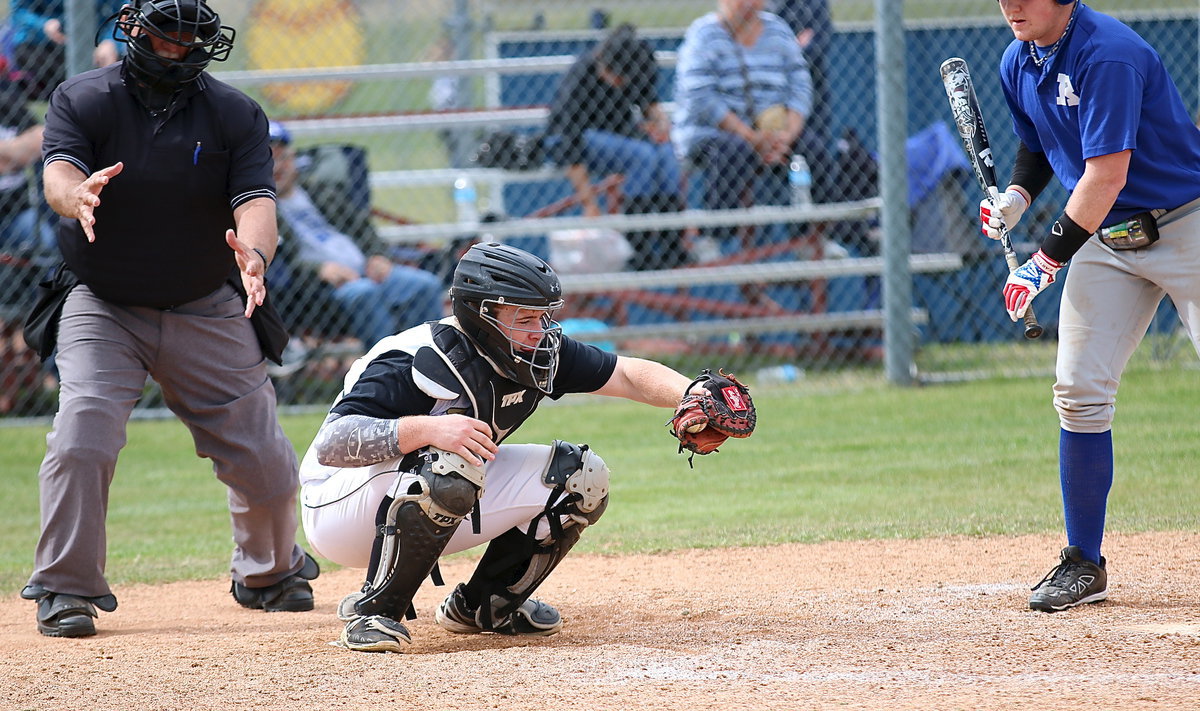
672 0 812 238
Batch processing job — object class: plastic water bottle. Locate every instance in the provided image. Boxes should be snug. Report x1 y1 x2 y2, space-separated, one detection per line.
789 154 813 206
453 175 479 225
755 364 804 385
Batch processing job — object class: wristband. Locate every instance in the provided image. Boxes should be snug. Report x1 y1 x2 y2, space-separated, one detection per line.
1040 212 1091 264
252 247 269 270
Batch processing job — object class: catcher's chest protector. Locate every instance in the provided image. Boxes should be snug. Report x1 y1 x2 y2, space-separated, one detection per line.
418 324 546 442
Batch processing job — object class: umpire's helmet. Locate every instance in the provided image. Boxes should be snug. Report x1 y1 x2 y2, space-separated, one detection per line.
451 243 565 393
115 0 235 94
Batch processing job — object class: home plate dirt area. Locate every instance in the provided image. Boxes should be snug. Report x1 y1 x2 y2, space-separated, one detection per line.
3 531 1198 710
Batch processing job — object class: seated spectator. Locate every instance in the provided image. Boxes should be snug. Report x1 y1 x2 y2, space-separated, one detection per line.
267 121 446 347
0 78 55 329
8 0 125 102
672 0 812 238
545 22 687 270
0 79 51 259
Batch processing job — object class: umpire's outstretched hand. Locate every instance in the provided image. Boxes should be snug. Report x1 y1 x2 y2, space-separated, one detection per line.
75 162 124 243
225 229 267 318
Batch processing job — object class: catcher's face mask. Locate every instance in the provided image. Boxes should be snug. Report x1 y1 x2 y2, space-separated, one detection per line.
478 300 563 394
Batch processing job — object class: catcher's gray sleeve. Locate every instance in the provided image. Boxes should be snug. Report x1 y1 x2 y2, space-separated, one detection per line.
313 413 403 468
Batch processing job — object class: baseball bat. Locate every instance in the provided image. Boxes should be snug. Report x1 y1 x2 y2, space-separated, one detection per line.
939 57 1044 340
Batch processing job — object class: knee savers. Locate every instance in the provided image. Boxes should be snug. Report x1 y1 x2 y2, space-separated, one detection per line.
542 439 610 532
353 448 485 619
470 441 610 630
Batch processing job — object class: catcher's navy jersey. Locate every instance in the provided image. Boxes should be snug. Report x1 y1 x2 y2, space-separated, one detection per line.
998 3 1200 226
330 319 616 432
299 319 616 490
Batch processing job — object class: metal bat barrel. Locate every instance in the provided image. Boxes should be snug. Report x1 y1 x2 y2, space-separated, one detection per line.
939 56 1044 340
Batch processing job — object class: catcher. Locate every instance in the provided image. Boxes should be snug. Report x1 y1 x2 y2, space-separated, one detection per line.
299 242 755 652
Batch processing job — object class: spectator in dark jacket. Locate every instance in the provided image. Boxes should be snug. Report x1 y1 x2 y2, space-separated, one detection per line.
546 23 687 270
774 0 835 202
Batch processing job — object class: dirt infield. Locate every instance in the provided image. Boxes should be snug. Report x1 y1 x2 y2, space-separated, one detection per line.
4 531 1199 710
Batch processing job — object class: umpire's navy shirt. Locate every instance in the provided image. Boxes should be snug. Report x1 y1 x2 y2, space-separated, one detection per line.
43 63 276 309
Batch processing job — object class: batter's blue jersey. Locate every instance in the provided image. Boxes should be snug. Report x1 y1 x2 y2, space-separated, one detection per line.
999 3 1200 226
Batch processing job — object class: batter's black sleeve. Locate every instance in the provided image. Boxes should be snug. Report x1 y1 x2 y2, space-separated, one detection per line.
1009 141 1055 203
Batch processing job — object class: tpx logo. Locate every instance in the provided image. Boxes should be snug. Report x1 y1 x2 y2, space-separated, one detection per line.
500 391 526 407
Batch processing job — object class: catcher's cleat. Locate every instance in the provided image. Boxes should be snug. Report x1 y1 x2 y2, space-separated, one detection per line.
1028 546 1108 613
435 583 563 637
340 615 411 653
35 593 99 638
231 553 320 613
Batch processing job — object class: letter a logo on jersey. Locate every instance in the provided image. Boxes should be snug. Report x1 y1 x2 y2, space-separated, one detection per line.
1056 73 1080 107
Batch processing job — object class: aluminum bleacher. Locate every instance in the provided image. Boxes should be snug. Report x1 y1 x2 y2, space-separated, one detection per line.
212 41 962 361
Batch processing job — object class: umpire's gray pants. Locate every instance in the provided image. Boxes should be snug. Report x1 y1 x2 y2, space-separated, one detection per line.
28 284 304 599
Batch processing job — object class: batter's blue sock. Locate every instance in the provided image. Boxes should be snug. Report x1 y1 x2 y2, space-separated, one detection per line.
1059 428 1113 565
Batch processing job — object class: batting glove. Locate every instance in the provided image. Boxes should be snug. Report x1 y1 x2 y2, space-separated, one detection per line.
1004 249 1063 321
980 187 1029 240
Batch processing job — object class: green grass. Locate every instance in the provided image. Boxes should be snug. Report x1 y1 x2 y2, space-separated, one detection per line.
2 365 1197 596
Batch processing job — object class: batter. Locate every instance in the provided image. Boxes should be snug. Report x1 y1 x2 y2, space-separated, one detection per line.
981 0 1200 611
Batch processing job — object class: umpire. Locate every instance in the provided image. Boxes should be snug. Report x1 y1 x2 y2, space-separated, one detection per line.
20 0 318 638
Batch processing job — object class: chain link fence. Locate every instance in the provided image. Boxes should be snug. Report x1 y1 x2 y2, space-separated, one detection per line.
0 0 1195 418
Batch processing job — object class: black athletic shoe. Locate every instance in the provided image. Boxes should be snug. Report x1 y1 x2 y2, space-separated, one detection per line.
340 615 410 653
1028 545 1108 613
231 553 319 612
35 593 98 638
435 583 562 636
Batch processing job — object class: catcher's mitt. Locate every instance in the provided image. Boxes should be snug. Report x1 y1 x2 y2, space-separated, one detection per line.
668 368 756 462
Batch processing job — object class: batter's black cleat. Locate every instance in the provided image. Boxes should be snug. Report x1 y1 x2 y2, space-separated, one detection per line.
1028 545 1108 612
435 583 562 636
231 553 319 612
340 615 411 653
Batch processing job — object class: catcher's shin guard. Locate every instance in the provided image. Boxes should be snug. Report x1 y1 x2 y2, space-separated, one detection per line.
465 441 609 629
354 448 485 620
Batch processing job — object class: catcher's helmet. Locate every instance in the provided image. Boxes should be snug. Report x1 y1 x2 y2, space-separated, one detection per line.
451 243 565 393
115 0 235 94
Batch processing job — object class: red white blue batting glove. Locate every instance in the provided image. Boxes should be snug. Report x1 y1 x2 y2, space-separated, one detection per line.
1004 249 1062 321
980 187 1029 240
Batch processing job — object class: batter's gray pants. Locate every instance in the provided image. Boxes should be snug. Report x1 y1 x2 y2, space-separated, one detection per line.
27 284 305 599
1055 204 1200 432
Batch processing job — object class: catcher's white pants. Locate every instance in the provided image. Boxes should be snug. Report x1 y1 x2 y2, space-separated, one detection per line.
301 443 563 569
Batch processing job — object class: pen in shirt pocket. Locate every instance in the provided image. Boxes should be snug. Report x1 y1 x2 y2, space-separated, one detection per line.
193 141 201 165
